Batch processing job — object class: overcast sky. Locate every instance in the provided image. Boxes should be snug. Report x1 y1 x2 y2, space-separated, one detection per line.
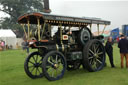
0 0 128 32
49 0 128 32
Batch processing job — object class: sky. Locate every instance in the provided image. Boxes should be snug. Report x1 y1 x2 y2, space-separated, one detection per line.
0 0 128 32
49 0 128 32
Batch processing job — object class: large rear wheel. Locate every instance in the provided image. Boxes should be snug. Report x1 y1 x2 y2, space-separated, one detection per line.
42 51 67 81
82 39 105 72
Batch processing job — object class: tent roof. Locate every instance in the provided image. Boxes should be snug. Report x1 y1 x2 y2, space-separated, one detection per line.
0 29 16 37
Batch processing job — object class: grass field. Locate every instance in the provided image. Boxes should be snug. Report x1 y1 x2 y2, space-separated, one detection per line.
0 44 128 85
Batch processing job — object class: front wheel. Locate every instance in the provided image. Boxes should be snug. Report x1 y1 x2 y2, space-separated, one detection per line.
82 39 106 72
24 51 44 79
42 51 67 81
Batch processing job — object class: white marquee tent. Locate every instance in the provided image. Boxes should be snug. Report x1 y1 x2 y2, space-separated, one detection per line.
0 29 16 49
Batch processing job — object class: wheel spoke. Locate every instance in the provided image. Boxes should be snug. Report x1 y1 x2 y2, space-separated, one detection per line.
37 67 41 74
48 59 54 65
57 67 62 75
88 56 94 60
51 68 55 77
36 54 38 63
39 63 43 68
89 58 93 65
96 48 100 53
95 44 99 52
93 60 97 69
56 55 58 64
32 56 36 63
94 63 97 69
92 59 95 65
97 55 100 59
58 60 63 70
93 44 96 53
50 56 55 63
30 67 35 73
35 68 37 75
89 49 95 55
97 52 103 55
57 65 63 73
38 57 43 65
46 62 56 76
29 61 35 65
96 59 102 64
39 58 42 63
58 58 61 63
28 65 34 68
47 66 53 73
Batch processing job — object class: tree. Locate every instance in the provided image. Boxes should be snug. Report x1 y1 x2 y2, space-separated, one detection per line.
0 0 44 37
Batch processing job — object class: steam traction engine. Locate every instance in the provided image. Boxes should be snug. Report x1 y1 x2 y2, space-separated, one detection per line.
18 12 110 81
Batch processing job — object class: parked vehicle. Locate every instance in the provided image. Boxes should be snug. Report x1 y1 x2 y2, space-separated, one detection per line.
18 12 111 81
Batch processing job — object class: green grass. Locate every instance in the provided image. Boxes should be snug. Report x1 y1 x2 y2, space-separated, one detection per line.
0 45 128 85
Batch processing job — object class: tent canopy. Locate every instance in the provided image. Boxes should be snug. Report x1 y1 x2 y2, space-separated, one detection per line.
0 29 16 37
0 29 16 49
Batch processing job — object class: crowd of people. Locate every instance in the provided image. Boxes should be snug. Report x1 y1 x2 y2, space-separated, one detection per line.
105 34 128 69
0 40 13 51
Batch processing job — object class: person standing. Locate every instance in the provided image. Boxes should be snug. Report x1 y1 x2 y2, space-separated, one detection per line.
0 40 2 51
105 37 115 68
1 40 5 50
21 39 29 54
118 35 128 68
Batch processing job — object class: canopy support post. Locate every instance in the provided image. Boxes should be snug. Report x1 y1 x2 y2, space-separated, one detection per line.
37 18 41 41
41 21 46 39
27 19 30 40
89 24 92 32
59 24 63 44
97 24 100 35
22 24 27 39
48 24 51 37
101 25 107 35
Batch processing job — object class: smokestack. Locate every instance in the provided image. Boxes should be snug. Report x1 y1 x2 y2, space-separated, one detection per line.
43 0 51 13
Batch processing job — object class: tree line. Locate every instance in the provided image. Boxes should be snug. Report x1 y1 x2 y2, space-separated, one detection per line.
0 0 44 37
